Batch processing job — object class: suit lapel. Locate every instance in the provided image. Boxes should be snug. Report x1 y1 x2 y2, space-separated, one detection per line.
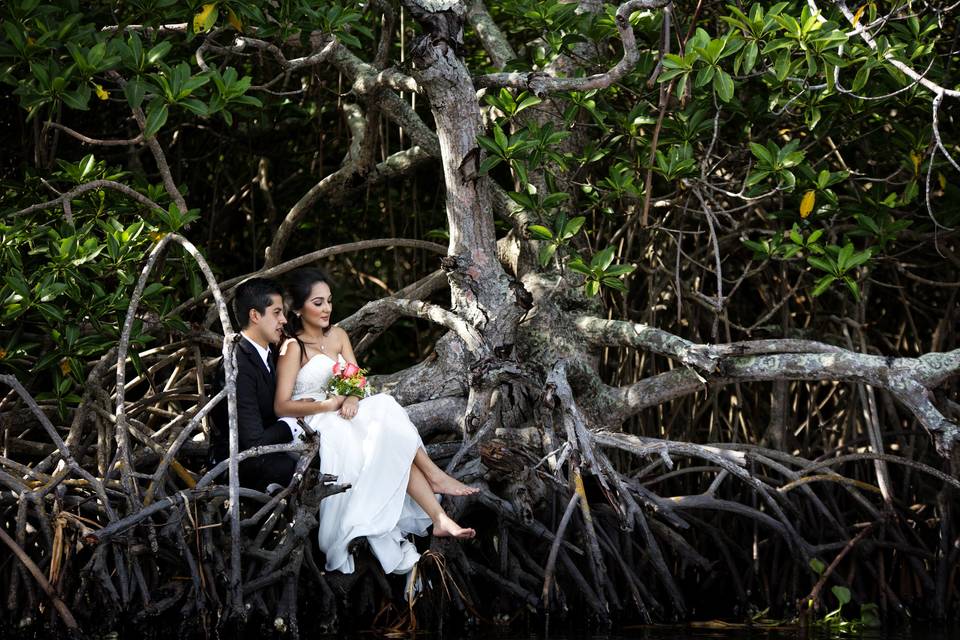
238 337 271 378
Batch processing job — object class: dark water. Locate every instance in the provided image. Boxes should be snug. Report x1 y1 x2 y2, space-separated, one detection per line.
5 623 959 640
599 626 960 640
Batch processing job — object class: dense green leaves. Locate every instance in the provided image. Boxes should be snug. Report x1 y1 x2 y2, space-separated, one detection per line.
0 154 198 416
0 0 957 413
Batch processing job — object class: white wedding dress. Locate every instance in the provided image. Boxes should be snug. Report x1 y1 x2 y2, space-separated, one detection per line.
291 352 432 574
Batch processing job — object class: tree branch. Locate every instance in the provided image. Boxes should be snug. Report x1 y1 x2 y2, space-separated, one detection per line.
43 122 143 146
829 0 960 99
15 179 166 216
264 102 370 267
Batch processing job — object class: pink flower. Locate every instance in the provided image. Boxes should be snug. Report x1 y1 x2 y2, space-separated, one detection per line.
358 377 367 388
332 362 341 375
343 362 360 378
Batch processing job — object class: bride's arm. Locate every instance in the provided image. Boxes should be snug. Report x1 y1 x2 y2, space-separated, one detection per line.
335 327 361 419
274 339 343 417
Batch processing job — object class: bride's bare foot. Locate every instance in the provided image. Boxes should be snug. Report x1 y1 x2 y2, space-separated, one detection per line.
432 512 475 539
427 472 480 497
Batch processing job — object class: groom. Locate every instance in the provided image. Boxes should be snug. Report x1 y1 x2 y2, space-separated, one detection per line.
210 277 304 491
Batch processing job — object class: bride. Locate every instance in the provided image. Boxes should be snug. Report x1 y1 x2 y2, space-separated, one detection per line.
273 268 477 575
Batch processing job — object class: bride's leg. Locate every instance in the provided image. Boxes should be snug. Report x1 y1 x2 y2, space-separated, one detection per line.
407 464 476 539
412 448 480 496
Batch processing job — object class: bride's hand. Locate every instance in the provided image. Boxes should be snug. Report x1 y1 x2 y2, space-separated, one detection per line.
323 395 346 412
339 395 359 419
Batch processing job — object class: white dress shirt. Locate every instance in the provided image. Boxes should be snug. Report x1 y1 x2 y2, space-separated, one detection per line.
241 332 271 372
240 332 305 441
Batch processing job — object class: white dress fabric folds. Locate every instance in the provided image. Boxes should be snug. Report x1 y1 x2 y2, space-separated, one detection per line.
291 351 431 574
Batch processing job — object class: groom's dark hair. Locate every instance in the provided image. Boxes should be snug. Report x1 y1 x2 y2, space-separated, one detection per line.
233 277 284 329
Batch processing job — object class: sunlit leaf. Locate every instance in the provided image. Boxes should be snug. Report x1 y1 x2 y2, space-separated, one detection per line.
193 3 218 34
852 5 866 26
227 8 243 32
799 190 815 218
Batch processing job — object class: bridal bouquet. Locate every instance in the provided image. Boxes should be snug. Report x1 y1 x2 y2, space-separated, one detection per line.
327 355 372 399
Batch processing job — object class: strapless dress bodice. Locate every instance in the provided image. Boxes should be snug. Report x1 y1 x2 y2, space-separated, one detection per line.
292 352 336 401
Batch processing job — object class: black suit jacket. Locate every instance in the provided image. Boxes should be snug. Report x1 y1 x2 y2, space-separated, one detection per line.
210 337 293 463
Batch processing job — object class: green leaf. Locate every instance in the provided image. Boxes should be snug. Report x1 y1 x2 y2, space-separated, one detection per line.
61 86 91 111
845 250 872 270
560 216 585 240
601 277 626 291
123 77 146 109
831 585 851 606
511 160 528 188
538 242 557 267
811 274 836 297
852 64 871 92
128 32 144 67
493 124 508 151
742 238 770 256
749 142 773 165
807 255 837 274
478 156 501 175
181 98 209 116
774 50 791 82
146 41 172 66
584 280 600 297
809 558 826 575
568 258 592 276
743 41 759 73
477 135 503 156
591 246 616 271
528 225 554 240
507 191 536 210
837 243 854 271
144 102 168 138
713 70 734 102
77 154 95 180
4 273 30 300
745 170 770 187
516 95 542 114
843 277 860 299
604 264 636 277
88 41 106 68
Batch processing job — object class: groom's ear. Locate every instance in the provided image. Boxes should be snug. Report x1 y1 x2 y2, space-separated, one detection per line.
246 307 261 327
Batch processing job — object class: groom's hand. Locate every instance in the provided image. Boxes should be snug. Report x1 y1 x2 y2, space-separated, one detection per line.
339 395 359 420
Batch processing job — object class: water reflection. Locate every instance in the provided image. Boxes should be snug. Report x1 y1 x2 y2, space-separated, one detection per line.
5 623 958 640
547 626 960 640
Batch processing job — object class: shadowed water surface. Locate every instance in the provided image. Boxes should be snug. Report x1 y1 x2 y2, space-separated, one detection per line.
4 622 959 640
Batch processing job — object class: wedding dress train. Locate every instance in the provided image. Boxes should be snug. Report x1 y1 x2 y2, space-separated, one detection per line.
291 352 431 574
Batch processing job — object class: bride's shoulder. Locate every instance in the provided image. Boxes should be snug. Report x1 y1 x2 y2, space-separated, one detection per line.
278 337 302 358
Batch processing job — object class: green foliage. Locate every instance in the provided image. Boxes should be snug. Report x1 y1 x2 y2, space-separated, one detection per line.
0 154 199 416
808 558 882 631
527 211 584 268
747 139 805 191
476 0 954 300
568 247 636 297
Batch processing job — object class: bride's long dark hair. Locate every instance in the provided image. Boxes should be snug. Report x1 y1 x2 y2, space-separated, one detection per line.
283 268 334 363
